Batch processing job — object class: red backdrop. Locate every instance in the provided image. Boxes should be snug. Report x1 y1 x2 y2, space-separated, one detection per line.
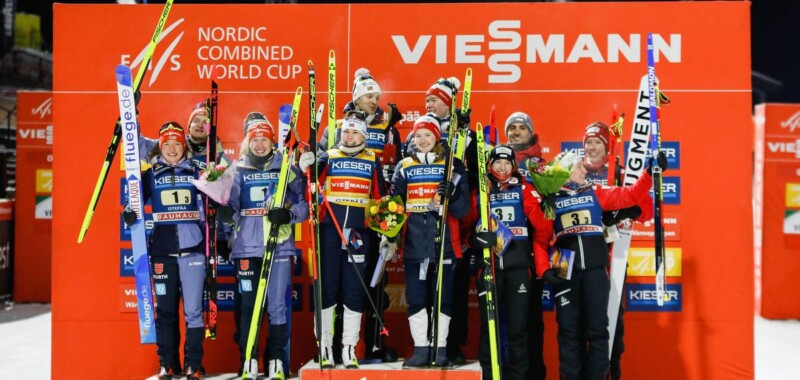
53 2 753 379
754 103 800 319
15 91 53 302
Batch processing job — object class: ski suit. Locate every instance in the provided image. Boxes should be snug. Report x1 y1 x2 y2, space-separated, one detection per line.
547 173 653 380
142 157 206 371
391 149 469 353
315 147 386 351
228 152 307 364
463 177 552 380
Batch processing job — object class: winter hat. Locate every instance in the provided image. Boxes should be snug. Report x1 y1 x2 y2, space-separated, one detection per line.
340 116 368 139
583 121 610 152
426 77 461 105
187 102 207 128
504 112 534 136
158 122 186 148
490 145 518 165
488 145 518 182
352 68 382 102
242 111 269 135
411 113 442 141
246 121 276 143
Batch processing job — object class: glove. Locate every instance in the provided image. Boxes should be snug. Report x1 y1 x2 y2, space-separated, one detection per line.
543 268 565 286
217 205 234 224
456 108 471 129
646 150 668 175
267 207 292 225
602 206 643 226
437 181 459 202
387 103 403 128
472 231 497 250
122 207 137 227
379 235 397 262
299 151 315 173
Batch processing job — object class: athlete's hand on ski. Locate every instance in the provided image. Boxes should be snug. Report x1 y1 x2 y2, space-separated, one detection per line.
122 206 137 227
437 181 460 202
299 151 315 173
543 268 565 286
646 150 668 175
379 235 397 261
387 103 403 128
267 207 292 225
456 108 471 129
472 231 498 250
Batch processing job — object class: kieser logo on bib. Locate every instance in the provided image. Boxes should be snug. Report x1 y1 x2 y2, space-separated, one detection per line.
392 21 682 84
780 111 800 133
120 19 185 87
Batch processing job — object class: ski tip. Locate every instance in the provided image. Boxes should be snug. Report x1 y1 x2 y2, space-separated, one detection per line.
380 327 389 337
115 65 132 86
329 50 335 59
295 86 303 96
466 67 473 76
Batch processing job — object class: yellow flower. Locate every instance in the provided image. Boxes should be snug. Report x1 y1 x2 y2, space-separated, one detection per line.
388 202 397 212
370 206 379 215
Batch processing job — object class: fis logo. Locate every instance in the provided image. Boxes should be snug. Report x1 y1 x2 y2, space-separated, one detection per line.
31 97 52 120
392 21 681 84
119 249 135 277
626 283 682 312
781 111 800 133
649 177 681 205
120 18 185 87
623 141 680 170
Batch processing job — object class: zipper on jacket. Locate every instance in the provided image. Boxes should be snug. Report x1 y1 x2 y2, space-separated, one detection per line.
578 235 585 270
342 205 350 229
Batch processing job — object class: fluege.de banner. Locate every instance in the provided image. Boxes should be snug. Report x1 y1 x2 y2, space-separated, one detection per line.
53 3 752 379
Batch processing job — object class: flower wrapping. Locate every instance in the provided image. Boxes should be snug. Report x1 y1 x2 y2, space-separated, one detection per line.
365 195 408 239
190 164 236 205
528 160 571 219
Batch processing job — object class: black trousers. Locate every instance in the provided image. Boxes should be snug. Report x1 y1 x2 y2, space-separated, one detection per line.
478 267 531 380
527 277 547 380
553 267 610 380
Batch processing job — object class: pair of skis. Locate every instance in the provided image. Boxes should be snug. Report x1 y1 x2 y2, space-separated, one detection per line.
305 59 326 369
241 87 304 379
203 79 220 339
103 1 174 344
607 32 670 355
430 68 472 366
474 121 502 379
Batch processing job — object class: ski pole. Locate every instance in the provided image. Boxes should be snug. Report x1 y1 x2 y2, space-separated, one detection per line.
320 195 389 337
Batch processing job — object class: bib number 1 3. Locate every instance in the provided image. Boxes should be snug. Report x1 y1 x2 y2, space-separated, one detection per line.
161 189 192 206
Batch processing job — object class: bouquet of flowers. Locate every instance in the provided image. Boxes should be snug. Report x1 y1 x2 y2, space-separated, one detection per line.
365 195 408 239
527 152 579 219
190 163 236 205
